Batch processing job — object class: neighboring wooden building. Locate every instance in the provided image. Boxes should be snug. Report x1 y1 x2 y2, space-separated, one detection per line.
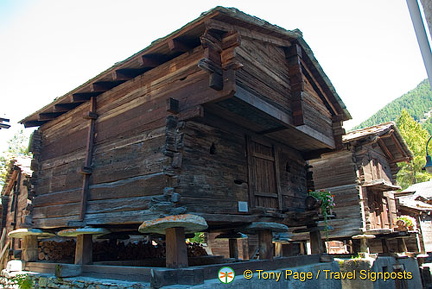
308 122 413 254
396 181 432 253
0 157 33 266
12 7 350 272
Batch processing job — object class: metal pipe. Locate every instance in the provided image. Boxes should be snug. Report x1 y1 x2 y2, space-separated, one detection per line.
406 0 432 88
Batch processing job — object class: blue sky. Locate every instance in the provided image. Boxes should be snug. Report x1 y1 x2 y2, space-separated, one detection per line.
0 0 428 151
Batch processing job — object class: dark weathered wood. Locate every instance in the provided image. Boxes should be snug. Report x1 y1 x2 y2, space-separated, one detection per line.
258 230 273 260
75 234 93 265
167 98 180 114
166 227 188 268
310 229 324 254
79 96 97 221
228 239 239 259
168 38 191 52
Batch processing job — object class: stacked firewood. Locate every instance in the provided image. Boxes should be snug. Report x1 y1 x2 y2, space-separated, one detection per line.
37 239 208 262
187 242 208 257
38 239 75 261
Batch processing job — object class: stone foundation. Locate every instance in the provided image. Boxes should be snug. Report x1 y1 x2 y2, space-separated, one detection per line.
0 274 150 289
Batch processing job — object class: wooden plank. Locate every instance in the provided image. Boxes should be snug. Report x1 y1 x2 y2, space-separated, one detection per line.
22 235 38 262
246 135 256 208
166 227 188 268
75 234 93 265
168 38 191 52
38 112 65 121
235 86 291 125
274 145 283 210
89 173 167 201
258 230 273 260
310 228 325 254
228 239 239 259
79 96 97 221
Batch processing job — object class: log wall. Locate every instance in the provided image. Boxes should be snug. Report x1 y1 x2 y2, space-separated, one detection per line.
236 39 292 117
178 120 308 216
32 46 213 228
235 38 334 140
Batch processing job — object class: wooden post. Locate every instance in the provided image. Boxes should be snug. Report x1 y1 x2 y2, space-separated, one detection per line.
258 230 273 260
359 238 369 253
79 96 97 221
310 229 324 254
228 238 239 259
75 234 93 265
165 227 188 268
397 238 408 253
22 235 38 261
275 243 283 257
381 238 389 253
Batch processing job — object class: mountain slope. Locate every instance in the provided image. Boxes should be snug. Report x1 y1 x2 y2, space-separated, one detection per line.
354 79 432 130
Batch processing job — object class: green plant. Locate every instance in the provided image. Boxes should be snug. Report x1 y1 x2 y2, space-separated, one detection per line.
397 215 416 228
10 274 33 289
187 232 205 244
308 190 335 239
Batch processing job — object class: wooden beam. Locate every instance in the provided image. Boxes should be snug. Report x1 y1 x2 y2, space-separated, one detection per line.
91 81 125 92
300 59 338 116
22 235 38 261
23 120 48 128
139 54 165 68
168 38 191 52
378 138 394 161
75 234 93 265
165 227 188 268
235 86 291 125
258 230 274 260
38 112 65 121
390 134 410 160
72 92 101 103
309 228 325 254
79 96 97 221
166 98 180 114
54 103 81 112
228 238 239 259
0 123 11 129
112 68 145 80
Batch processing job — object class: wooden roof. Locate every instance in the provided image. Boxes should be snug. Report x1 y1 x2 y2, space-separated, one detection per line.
20 6 350 128
343 122 413 163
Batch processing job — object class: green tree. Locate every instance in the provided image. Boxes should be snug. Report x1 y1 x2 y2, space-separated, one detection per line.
396 110 431 189
0 129 31 186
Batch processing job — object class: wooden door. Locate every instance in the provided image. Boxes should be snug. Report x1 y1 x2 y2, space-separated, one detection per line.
246 137 281 210
367 188 391 230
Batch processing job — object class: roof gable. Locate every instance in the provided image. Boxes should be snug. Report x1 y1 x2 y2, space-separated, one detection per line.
21 6 350 128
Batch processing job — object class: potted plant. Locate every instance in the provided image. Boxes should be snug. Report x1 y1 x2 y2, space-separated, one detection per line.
395 215 416 231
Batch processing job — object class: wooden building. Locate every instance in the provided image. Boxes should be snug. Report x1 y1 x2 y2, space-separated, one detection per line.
396 181 432 253
0 157 33 267
308 122 413 254
12 6 350 272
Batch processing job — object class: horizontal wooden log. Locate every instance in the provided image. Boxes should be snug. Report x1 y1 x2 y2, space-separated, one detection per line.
89 173 167 201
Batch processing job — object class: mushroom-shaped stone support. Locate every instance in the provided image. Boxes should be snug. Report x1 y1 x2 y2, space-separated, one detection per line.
8 228 55 239
57 227 110 237
138 214 208 268
243 222 288 260
8 229 55 262
352 234 375 254
138 214 208 235
58 227 110 265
